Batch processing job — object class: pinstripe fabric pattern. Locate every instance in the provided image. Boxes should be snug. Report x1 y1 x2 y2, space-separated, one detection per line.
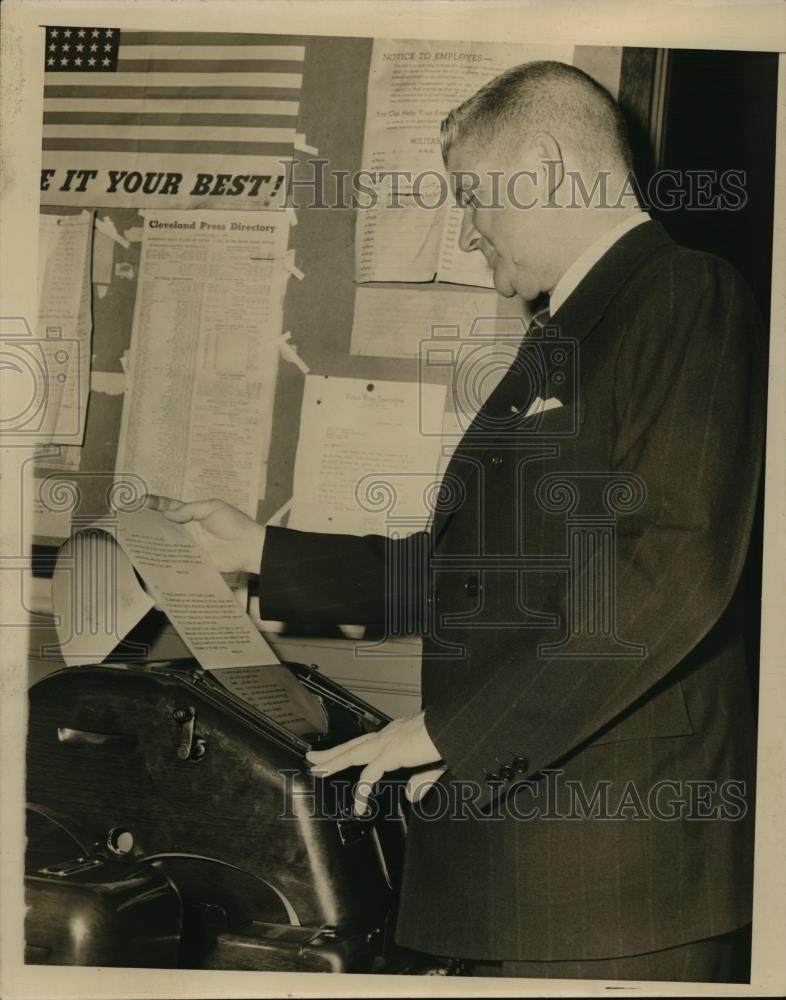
259 222 764 963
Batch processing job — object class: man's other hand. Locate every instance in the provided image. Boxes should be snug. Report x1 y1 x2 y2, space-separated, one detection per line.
144 495 265 575
306 712 446 815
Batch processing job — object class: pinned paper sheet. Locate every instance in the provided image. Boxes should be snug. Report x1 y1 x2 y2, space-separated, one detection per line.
289 376 448 535
34 444 82 473
350 285 517 359
278 331 310 374
32 495 75 542
92 228 115 284
95 215 130 249
355 37 573 285
285 248 305 280
115 261 135 280
36 211 94 444
295 132 319 156
116 208 288 519
90 371 126 396
265 496 293 527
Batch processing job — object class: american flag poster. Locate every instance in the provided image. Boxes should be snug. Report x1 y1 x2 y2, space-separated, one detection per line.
40 28 304 208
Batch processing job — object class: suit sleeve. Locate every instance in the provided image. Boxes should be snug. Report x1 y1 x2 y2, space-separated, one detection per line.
258 525 432 629
423 250 766 804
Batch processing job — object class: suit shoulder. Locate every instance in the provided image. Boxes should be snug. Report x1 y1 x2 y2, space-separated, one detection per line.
609 239 764 384
633 240 751 295
616 239 760 330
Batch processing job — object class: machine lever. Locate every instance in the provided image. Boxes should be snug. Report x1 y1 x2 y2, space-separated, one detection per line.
172 706 206 761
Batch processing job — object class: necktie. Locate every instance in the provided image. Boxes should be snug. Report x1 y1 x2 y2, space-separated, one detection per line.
465 300 553 428
501 300 551 417
528 301 551 334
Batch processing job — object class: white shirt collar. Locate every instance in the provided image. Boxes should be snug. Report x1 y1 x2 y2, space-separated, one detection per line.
549 211 651 316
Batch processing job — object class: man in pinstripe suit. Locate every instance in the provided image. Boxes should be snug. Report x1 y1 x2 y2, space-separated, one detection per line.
161 61 764 982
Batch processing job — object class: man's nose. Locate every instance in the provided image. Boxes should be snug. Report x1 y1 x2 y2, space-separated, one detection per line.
458 208 481 253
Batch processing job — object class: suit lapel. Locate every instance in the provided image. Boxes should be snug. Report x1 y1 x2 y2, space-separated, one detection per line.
432 221 675 543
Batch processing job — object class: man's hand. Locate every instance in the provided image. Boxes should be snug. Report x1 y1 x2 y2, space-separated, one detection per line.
305 712 447 815
144 495 266 575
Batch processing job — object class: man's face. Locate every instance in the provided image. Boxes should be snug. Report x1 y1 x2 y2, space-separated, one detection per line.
447 140 545 301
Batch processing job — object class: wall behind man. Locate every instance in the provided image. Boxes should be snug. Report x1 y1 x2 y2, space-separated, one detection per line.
31 39 630 540
654 49 777 323
28 38 631 717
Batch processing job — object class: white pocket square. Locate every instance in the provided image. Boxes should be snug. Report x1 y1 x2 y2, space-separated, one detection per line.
521 395 563 418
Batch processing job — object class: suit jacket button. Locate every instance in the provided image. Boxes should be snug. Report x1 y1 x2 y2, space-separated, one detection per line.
512 755 529 773
484 770 499 785
490 454 503 467
499 764 515 781
463 575 480 598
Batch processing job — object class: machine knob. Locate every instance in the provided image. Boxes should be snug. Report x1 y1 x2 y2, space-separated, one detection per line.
172 705 199 760
105 827 134 856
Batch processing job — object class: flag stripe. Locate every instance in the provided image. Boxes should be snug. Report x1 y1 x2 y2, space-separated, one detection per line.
118 45 306 60
120 31 307 46
114 59 303 74
41 30 305 188
43 125 297 142
44 73 302 87
43 111 298 127
42 149 289 171
42 138 295 155
43 85 303 100
43 98 300 115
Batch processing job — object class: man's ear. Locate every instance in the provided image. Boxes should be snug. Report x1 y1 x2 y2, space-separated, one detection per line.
531 131 565 202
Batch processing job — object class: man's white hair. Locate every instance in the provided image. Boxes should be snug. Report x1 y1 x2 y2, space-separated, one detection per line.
441 60 633 174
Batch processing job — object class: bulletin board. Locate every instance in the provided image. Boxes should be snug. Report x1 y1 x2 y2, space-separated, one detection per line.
33 36 645 545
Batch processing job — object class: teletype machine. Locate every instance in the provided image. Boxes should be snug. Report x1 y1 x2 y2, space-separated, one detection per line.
24 517 437 974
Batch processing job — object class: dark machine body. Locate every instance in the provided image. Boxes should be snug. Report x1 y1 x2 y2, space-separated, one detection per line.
25 659 417 972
